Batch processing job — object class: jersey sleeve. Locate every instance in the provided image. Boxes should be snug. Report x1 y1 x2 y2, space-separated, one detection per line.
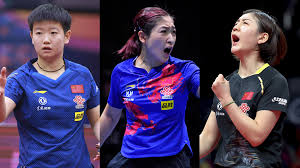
86 71 100 110
257 74 289 113
185 61 200 97
5 72 24 104
107 66 124 109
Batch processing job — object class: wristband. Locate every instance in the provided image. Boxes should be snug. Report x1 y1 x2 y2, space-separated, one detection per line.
223 101 234 108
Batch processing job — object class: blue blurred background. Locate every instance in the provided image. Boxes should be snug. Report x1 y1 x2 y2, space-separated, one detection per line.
0 0 100 167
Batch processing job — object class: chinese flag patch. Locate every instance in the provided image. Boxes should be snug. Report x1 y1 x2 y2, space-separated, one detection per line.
71 85 84 93
241 92 254 100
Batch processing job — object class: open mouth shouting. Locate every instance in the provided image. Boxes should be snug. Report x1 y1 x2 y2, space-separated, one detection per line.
232 34 240 45
163 47 173 55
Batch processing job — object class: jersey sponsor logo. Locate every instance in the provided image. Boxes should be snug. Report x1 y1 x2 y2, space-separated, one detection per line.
241 92 254 100
73 95 86 109
74 111 84 121
38 97 47 105
33 90 47 94
239 103 250 115
160 86 174 99
161 100 174 110
217 102 223 111
272 97 287 106
124 85 135 101
216 111 225 116
37 97 51 111
125 90 133 97
37 106 51 111
71 85 84 93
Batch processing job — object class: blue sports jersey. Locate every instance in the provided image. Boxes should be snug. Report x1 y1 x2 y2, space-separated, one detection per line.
5 58 100 168
108 56 200 158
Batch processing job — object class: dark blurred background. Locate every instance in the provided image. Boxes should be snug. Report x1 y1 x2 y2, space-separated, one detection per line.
101 0 300 168
0 0 99 167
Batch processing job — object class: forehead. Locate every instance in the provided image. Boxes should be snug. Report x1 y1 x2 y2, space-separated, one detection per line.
32 20 63 30
237 13 257 22
154 16 175 28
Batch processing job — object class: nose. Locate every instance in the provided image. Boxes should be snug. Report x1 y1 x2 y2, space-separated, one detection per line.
232 23 240 32
167 33 176 45
43 34 51 44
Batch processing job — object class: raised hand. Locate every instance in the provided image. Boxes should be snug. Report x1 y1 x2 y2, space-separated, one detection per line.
211 74 232 105
0 67 7 96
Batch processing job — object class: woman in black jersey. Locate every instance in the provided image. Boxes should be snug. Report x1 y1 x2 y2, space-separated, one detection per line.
199 9 289 167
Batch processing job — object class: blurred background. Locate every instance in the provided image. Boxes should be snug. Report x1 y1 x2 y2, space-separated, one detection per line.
100 0 300 168
0 0 99 167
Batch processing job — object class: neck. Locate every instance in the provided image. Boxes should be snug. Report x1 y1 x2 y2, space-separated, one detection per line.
36 57 65 73
135 55 153 73
238 54 265 78
135 50 164 72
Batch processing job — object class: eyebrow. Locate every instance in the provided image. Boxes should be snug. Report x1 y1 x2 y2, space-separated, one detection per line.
237 18 252 22
160 25 176 29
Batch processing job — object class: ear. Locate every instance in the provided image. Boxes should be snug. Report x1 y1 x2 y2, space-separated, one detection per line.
138 31 147 44
30 31 34 44
64 30 72 44
257 32 269 44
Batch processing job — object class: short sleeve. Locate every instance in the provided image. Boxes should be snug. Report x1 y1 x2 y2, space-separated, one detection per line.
257 75 289 113
5 72 24 104
186 62 200 97
86 71 100 109
107 66 124 109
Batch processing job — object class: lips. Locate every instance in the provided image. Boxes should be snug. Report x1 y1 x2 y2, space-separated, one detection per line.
42 46 52 50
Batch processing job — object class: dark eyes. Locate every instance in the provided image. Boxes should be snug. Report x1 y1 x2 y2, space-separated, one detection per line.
160 29 176 34
35 32 58 35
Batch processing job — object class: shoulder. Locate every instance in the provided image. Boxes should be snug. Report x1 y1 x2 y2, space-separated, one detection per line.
225 70 238 80
7 62 31 81
112 58 135 73
260 66 287 86
66 59 93 77
169 56 199 70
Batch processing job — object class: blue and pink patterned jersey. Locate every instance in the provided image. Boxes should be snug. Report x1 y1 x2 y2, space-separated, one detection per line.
108 56 200 158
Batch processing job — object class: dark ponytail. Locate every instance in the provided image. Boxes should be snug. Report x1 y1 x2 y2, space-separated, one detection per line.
117 7 171 60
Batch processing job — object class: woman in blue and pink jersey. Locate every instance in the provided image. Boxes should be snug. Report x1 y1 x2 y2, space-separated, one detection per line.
100 6 200 168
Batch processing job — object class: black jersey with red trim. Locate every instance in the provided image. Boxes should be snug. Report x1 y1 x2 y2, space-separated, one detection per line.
211 64 289 168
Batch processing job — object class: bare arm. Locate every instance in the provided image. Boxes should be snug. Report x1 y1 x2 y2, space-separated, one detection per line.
212 74 281 147
86 105 100 141
199 110 221 159
0 67 16 122
100 103 122 147
223 104 281 147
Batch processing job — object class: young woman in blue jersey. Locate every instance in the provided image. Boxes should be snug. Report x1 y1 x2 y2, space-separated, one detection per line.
100 7 200 168
0 3 100 167
199 9 289 167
